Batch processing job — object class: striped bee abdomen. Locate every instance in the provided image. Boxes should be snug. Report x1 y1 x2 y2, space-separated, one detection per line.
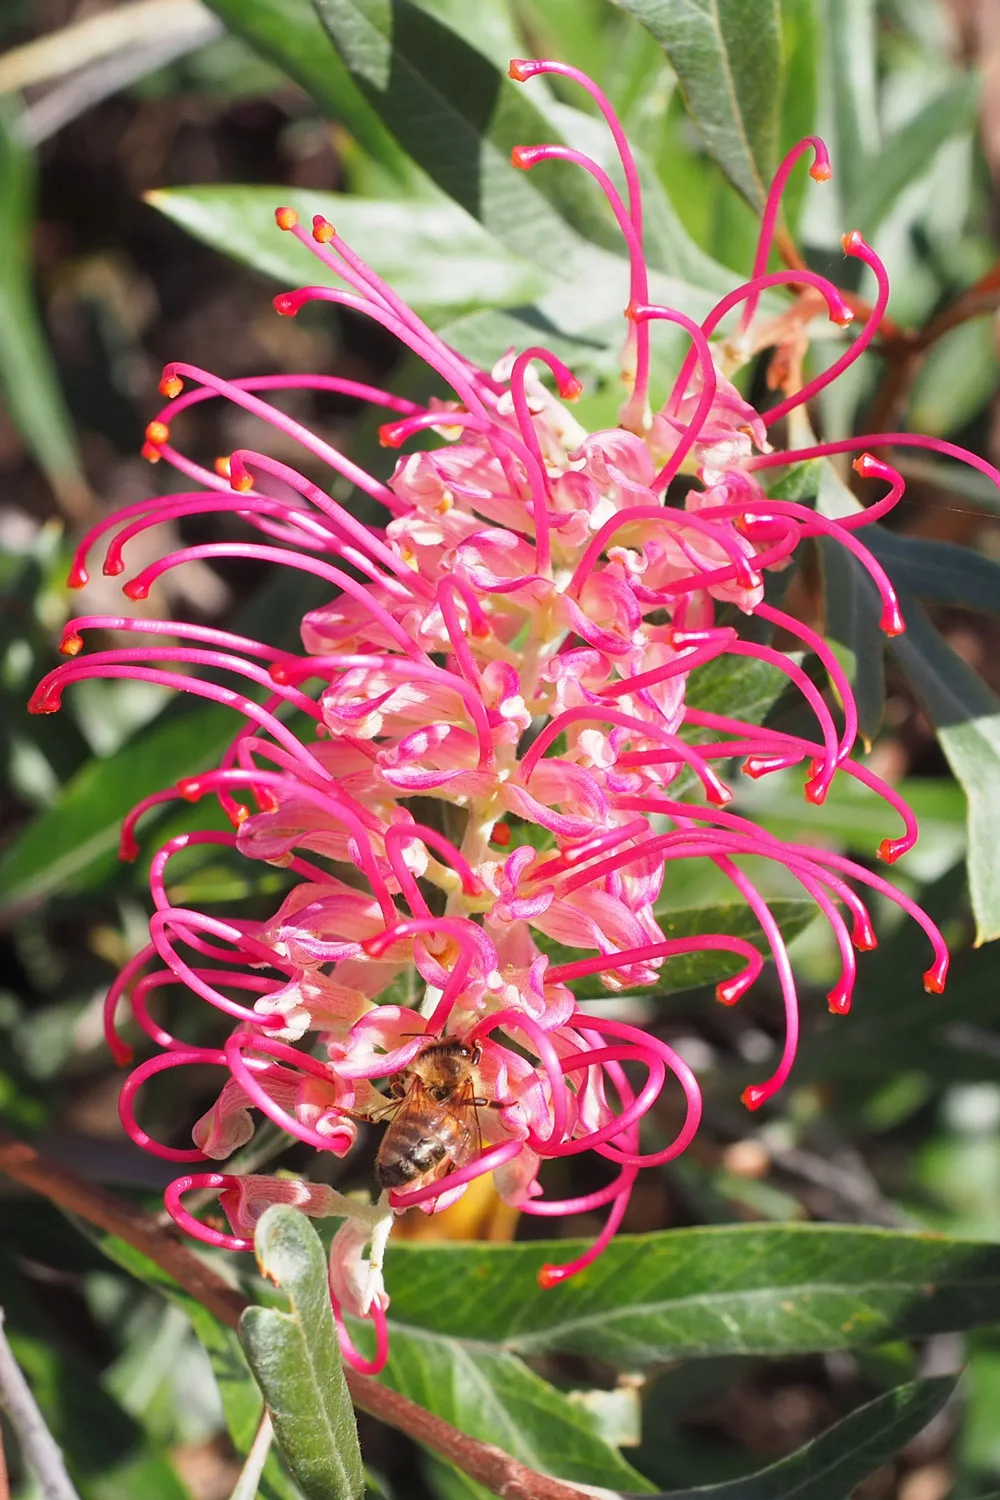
376 1119 448 1189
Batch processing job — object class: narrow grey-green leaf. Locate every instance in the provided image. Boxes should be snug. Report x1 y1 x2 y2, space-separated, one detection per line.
0 100 89 517
866 528 1000 617
651 1376 956 1500
364 1322 652 1498
241 1207 363 1500
203 0 405 174
889 601 1000 945
383 1224 1000 1365
609 0 782 209
78 1232 301 1500
146 186 550 318
816 0 879 210
846 75 980 237
818 535 885 747
312 0 619 275
0 704 235 917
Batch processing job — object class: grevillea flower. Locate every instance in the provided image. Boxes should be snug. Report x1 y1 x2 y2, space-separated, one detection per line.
32 57 986 1375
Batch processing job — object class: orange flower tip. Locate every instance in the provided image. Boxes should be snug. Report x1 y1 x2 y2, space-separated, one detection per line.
559 375 584 401
59 633 83 657
510 145 532 170
145 420 170 447
28 689 57 714
231 470 255 494
275 206 299 231
803 776 828 806
879 607 905 637
878 835 910 864
852 926 877 952
176 777 204 802
378 423 404 448
268 662 290 683
109 1039 134 1067
361 936 389 957
122 579 149 600
706 783 733 807
159 374 184 399
508 59 532 81
810 162 833 183
841 229 864 255
537 1263 565 1290
740 1084 769 1112
922 959 948 995
231 804 250 827
832 308 854 327
853 452 879 478
716 978 747 1006
140 442 161 463
273 293 298 317
102 557 124 577
66 562 88 588
311 216 335 244
214 456 232 479
827 986 852 1015
490 821 513 847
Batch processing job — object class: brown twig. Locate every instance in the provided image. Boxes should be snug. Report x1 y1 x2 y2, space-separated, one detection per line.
0 1130 595 1500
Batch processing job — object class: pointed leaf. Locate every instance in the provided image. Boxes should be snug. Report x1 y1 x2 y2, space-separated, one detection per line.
383 1224 1000 1365
0 101 89 516
888 601 1000 945
846 75 980 238
241 1207 364 1500
651 1376 956 1500
203 0 405 174
0 704 234 916
608 0 782 209
146 186 550 318
312 0 620 274
363 1322 652 1497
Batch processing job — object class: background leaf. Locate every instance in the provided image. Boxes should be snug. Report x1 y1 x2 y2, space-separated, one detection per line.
367 1322 653 1498
651 1376 957 1500
313 0 621 272
383 1225 1000 1364
0 100 89 518
609 0 782 209
147 185 551 317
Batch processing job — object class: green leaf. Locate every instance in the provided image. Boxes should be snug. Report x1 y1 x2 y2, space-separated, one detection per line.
365 1322 653 1498
80 1233 301 1500
888 601 1000 945
203 0 406 174
0 100 89 516
312 0 620 274
866 528 1000 617
0 704 234 916
907 315 1000 440
846 75 980 238
651 1376 956 1500
815 0 879 212
241 1207 364 1500
383 1224 1000 1365
818 535 885 747
146 185 550 317
608 0 782 210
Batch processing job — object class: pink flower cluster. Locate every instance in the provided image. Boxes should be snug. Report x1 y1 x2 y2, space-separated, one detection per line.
31 59 987 1375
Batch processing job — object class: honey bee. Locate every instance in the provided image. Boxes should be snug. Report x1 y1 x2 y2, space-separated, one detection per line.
372 1038 489 1193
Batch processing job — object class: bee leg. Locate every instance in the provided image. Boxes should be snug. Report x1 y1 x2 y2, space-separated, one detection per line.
473 1098 510 1109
